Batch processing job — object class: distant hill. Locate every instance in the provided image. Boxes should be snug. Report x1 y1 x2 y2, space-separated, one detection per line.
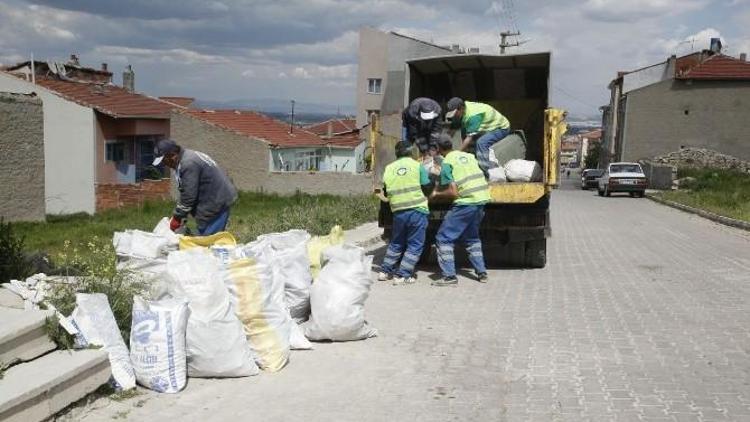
193 98 355 116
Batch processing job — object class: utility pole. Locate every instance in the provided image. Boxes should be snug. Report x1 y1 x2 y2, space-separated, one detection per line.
290 100 295 134
499 31 521 54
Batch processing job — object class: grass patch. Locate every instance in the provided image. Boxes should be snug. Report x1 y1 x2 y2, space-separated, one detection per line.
658 168 750 222
15 191 379 256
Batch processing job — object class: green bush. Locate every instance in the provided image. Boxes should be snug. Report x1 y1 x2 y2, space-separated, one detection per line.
44 237 147 349
0 218 32 283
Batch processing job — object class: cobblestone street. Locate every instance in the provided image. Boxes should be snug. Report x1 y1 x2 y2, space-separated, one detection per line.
74 178 750 422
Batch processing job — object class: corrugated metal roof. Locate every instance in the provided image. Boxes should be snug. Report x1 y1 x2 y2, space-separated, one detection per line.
186 109 326 148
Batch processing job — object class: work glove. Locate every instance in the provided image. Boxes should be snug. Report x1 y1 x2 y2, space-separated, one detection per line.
169 216 183 232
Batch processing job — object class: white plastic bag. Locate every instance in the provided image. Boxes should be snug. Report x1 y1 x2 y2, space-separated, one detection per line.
488 166 507 183
167 249 258 378
304 244 378 342
504 159 543 182
113 230 169 259
153 217 180 250
71 293 136 390
130 296 189 393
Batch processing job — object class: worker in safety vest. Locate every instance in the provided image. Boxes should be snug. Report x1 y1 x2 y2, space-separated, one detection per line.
378 141 432 285
445 97 511 177
430 135 491 286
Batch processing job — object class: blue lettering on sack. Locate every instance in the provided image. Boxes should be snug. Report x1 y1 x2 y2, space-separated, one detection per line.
150 376 169 393
132 309 159 344
166 313 177 389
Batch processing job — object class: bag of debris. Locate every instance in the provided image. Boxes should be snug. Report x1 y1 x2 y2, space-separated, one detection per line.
153 217 180 250
223 249 291 372
304 244 378 342
71 293 136 390
113 230 170 260
307 225 345 279
130 296 189 393
167 249 259 378
504 159 543 182
255 230 313 323
488 166 507 183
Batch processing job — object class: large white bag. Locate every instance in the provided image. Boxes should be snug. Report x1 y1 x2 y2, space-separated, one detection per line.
504 159 543 182
488 166 507 183
255 230 313 323
304 244 378 342
71 293 135 390
167 249 258 378
130 296 189 393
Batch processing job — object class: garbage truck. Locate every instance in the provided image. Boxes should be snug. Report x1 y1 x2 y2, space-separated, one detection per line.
370 52 566 268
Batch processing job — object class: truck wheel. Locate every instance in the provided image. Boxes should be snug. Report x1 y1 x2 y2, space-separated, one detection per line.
525 239 546 268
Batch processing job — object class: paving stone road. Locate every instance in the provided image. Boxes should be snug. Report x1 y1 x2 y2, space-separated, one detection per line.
68 176 750 422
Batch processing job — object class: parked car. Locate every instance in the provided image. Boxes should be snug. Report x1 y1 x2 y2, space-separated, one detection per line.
580 169 604 190
597 162 648 197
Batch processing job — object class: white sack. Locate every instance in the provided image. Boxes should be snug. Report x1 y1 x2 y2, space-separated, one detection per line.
71 293 136 390
153 217 180 250
304 244 378 342
117 257 170 299
167 249 258 377
505 159 543 182
130 296 189 393
488 166 507 183
113 230 169 260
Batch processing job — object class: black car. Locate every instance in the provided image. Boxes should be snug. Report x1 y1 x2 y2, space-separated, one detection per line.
580 169 604 189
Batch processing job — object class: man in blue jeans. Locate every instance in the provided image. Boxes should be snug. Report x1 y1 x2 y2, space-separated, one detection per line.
430 135 491 286
378 141 431 285
153 139 237 236
445 97 511 177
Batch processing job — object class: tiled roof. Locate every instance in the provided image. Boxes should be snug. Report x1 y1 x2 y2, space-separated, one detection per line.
327 131 363 149
580 129 602 139
304 118 357 135
158 96 194 108
186 109 326 148
28 76 174 118
676 54 750 80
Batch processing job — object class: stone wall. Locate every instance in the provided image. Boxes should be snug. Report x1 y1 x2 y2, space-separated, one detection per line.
171 111 374 195
0 92 45 222
95 179 172 211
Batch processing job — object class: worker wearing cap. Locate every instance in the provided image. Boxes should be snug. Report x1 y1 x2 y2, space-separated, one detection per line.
378 141 432 285
402 97 443 158
444 97 511 177
430 135 490 286
153 139 237 235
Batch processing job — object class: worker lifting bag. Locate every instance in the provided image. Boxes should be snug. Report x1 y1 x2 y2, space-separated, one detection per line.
166 249 259 378
304 244 378 342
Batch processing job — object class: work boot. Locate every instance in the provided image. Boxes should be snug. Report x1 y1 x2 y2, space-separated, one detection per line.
393 276 416 286
476 272 488 283
431 276 458 287
377 272 392 281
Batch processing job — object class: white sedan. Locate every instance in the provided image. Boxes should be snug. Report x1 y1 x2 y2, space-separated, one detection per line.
597 162 649 197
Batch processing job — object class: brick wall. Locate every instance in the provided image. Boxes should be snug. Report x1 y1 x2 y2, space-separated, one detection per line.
171 110 373 195
95 179 172 211
0 92 45 221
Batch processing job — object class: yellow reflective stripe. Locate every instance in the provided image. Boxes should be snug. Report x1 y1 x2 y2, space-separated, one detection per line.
388 186 422 196
454 173 485 187
391 197 428 211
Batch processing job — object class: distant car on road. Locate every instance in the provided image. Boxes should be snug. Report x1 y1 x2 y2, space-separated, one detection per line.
598 162 648 197
580 169 604 190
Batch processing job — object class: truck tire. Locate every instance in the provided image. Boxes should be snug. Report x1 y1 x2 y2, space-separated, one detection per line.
524 239 547 268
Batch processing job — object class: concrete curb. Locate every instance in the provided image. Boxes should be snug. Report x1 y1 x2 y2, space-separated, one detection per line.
647 194 750 232
344 222 387 254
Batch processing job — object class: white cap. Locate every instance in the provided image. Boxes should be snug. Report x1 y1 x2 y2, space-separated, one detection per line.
152 156 164 166
445 109 458 119
420 111 438 120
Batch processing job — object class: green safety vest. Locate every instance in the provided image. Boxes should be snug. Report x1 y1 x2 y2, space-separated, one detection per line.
383 157 428 213
444 151 491 206
463 101 510 133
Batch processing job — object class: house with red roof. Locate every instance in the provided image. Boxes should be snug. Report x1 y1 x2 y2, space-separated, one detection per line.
602 40 750 165
304 118 366 173
170 109 371 195
0 56 179 214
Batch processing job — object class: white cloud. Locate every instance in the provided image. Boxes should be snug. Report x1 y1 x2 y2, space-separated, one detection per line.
582 0 709 22
93 45 230 64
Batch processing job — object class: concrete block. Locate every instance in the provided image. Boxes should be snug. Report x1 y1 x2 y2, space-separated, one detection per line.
0 289 24 309
0 308 56 365
0 349 110 422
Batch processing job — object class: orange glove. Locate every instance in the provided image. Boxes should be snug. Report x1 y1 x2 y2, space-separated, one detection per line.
169 216 183 232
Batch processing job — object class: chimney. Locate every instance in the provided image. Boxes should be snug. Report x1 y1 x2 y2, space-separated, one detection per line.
101 63 108 72
69 54 80 66
741 53 747 62
122 65 135 92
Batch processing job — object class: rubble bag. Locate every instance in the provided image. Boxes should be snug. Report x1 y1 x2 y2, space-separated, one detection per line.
505 159 543 182
113 230 170 260
489 130 527 167
179 231 237 250
130 296 189 393
223 251 291 372
71 293 136 390
488 166 507 183
256 230 313 323
307 225 344 279
304 244 378 342
167 249 259 378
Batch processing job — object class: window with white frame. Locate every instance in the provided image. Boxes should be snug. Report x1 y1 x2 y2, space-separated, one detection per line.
293 149 324 171
367 78 382 94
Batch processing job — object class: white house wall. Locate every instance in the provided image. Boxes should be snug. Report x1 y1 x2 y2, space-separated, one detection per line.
0 73 96 214
622 62 670 94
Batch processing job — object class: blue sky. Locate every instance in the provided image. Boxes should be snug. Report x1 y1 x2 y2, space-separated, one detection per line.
1 0 748 117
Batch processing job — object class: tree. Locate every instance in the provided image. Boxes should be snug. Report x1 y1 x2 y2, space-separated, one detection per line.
584 142 602 169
